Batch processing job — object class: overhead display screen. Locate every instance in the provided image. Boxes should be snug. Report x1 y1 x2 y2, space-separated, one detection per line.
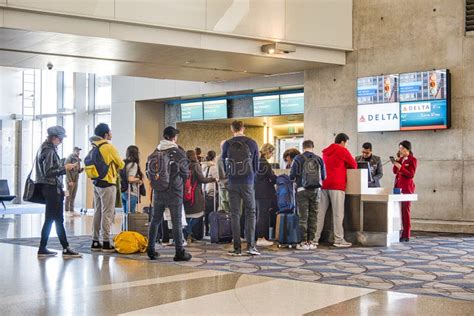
203 100 227 120
280 93 304 115
253 95 280 117
357 69 450 132
399 69 448 102
181 102 203 122
357 75 399 105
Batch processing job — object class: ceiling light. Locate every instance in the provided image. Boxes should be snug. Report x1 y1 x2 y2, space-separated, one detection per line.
261 42 296 55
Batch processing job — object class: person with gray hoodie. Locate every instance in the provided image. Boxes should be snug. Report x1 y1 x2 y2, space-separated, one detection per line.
147 126 192 261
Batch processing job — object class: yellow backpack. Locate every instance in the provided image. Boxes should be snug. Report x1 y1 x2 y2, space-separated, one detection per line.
114 231 148 254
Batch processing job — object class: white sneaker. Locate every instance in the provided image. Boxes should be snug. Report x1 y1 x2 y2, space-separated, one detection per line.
334 240 352 248
308 241 318 250
256 238 273 247
296 242 310 250
65 212 73 218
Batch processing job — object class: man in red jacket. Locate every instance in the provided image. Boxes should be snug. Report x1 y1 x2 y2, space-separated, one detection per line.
314 133 357 248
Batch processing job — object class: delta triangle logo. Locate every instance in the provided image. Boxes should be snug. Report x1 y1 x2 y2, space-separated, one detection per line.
359 115 366 123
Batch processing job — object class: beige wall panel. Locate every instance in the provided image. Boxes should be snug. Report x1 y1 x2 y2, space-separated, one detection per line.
285 0 352 48
115 0 206 30
135 101 165 207
7 0 114 18
207 0 285 40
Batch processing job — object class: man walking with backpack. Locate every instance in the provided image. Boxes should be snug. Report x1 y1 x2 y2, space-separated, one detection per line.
222 121 260 256
146 126 192 261
85 123 125 253
290 140 326 250
314 133 357 248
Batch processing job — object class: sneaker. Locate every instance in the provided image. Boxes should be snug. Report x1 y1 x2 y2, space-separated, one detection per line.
148 251 160 260
308 241 318 250
66 212 73 218
91 240 102 252
334 240 352 248
227 249 242 256
296 242 310 250
173 250 192 262
37 248 58 257
101 241 115 253
256 238 273 247
62 248 82 258
186 236 193 246
246 247 261 256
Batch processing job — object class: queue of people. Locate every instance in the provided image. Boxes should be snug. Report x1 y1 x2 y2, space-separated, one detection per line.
33 120 417 260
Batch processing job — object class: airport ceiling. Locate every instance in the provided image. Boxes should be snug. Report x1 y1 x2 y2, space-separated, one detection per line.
0 28 326 82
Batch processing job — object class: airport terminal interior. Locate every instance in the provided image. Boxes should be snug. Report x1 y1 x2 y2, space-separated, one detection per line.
0 0 474 315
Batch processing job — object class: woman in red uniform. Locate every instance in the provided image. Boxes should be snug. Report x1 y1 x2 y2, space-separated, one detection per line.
393 140 417 242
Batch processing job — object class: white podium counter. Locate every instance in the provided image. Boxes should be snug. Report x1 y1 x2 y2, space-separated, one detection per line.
341 169 417 247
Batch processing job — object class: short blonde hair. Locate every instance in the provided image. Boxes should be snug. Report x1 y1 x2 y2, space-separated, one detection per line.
260 143 275 158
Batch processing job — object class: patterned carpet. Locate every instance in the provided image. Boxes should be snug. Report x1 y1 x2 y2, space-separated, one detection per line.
1 233 474 301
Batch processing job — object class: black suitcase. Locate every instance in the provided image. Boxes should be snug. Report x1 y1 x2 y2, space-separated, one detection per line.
209 183 232 243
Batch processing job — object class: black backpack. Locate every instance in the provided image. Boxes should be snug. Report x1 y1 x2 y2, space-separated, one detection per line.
225 138 253 177
146 149 174 192
301 155 322 189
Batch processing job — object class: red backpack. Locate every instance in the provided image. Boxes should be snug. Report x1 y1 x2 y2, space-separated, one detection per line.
184 168 198 205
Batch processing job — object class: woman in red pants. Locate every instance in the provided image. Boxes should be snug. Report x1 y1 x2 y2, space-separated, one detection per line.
392 140 417 242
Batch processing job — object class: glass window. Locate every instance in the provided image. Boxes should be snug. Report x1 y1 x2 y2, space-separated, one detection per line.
62 115 74 157
95 75 111 110
63 72 74 109
41 71 58 115
94 112 111 128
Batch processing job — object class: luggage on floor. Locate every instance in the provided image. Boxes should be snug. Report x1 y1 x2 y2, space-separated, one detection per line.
276 174 296 213
124 213 149 237
209 183 232 243
276 213 300 248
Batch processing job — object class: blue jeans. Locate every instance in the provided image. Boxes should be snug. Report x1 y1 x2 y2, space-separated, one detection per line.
184 218 198 239
121 192 138 214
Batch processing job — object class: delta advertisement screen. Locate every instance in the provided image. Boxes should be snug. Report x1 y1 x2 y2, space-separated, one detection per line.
253 95 280 116
203 100 227 120
357 69 450 132
180 102 203 122
280 93 304 115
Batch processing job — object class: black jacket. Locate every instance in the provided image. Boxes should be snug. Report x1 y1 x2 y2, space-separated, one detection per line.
255 156 277 199
35 141 66 189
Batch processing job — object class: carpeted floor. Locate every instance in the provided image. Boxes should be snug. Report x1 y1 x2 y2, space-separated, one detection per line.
1 233 473 301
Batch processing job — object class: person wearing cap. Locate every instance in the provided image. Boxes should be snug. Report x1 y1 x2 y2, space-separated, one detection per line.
65 146 83 216
89 123 125 253
147 126 192 261
35 126 82 258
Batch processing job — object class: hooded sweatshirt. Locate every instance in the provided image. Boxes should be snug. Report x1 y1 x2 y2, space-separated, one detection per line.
322 143 357 191
89 136 125 187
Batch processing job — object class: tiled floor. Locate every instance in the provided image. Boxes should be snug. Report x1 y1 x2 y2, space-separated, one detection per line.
0 212 473 315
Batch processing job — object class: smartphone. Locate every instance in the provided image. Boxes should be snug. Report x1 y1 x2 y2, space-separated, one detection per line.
389 156 396 163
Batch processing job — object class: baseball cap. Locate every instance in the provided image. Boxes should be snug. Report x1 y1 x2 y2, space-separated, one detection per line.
74 146 82 151
163 126 180 140
47 126 67 139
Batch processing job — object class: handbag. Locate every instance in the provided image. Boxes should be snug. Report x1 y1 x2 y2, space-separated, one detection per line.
23 161 45 204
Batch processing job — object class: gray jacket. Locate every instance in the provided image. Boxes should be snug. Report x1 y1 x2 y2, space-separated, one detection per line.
35 141 66 189
355 154 383 188
65 153 83 183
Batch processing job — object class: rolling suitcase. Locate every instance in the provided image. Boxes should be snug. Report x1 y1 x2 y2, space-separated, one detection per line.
209 183 233 243
123 184 149 237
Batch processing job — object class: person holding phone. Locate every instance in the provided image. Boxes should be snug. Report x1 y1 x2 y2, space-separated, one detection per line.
392 140 417 242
